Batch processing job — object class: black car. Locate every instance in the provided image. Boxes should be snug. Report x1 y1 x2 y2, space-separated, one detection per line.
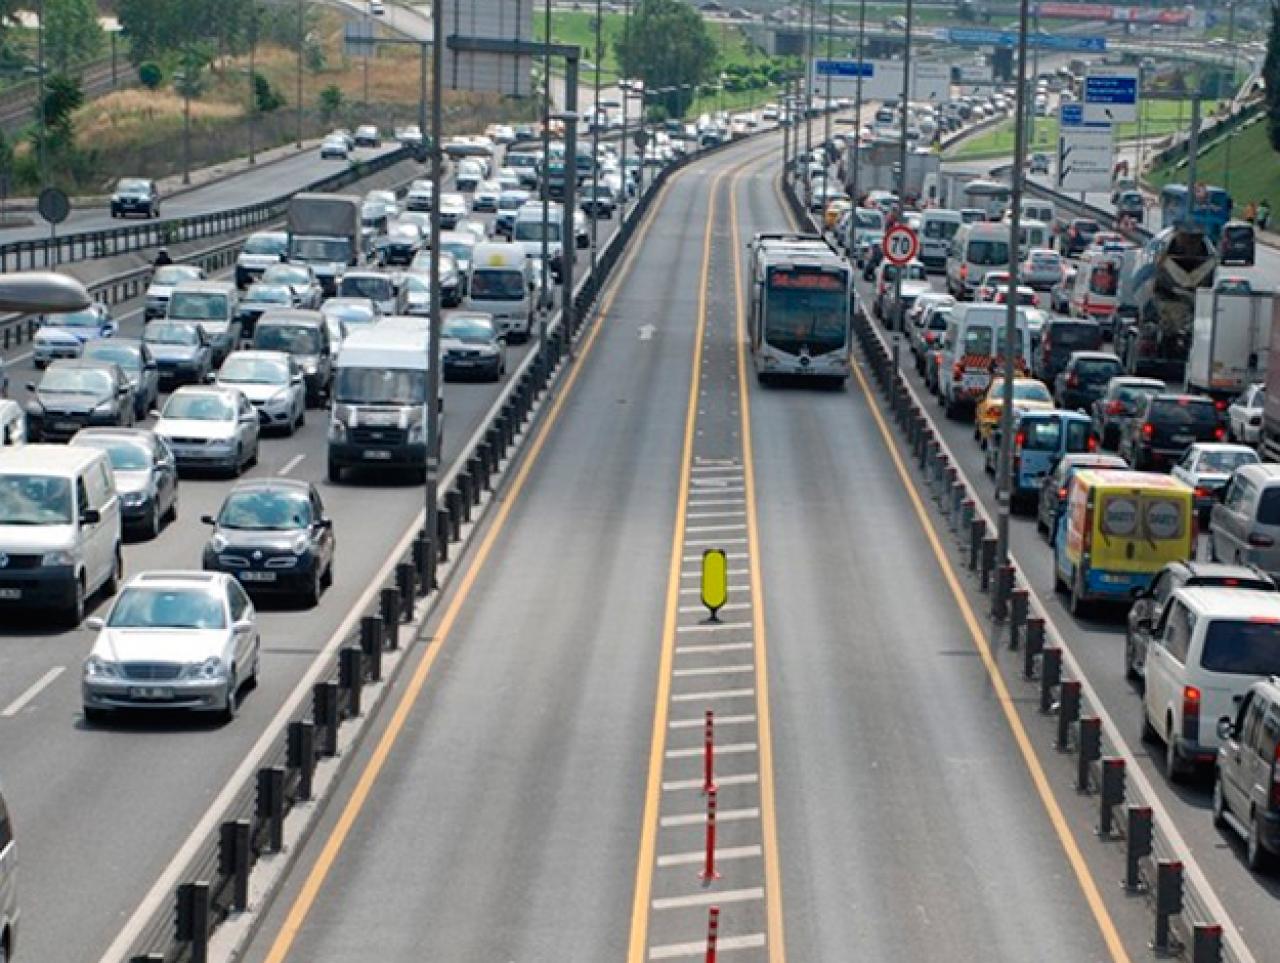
1219 221 1256 267
236 283 295 341
142 320 214 388
1060 217 1100 257
376 223 424 267
81 338 161 420
1036 452 1127 541
70 427 179 539
110 177 160 218
1120 393 1224 470
1125 561 1275 681
202 480 335 606
25 360 135 442
1054 351 1123 412
1114 189 1145 225
1089 376 1165 449
1035 318 1102 385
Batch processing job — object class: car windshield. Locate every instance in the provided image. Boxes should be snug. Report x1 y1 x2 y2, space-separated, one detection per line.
220 356 288 385
923 219 959 239
108 587 226 630
246 285 292 305
1116 383 1162 406
1077 358 1122 381
1052 324 1101 349
52 309 101 329
1200 619 1280 675
339 276 392 300
1010 381 1051 402
77 438 150 471
163 393 234 421
969 240 1009 266
1199 450 1257 473
145 322 199 346
257 325 321 355
962 326 996 355
168 293 226 321
152 266 200 286
1030 253 1059 268
116 179 149 194
218 490 311 530
514 221 562 242
334 367 427 405
470 269 526 300
499 194 528 210
288 238 350 261
0 475 72 525
40 368 113 395
263 266 309 285
242 234 286 256
84 344 140 373
444 318 495 343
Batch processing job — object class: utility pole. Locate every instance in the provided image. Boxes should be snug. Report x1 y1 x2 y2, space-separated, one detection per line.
821 0 834 219
619 0 631 215
848 0 867 251
994 0 1033 569
248 8 258 166
804 0 816 205
296 0 304 148
1223 1 1236 193
890 0 914 332
425 0 445 575
589 0 602 283
540 0 553 343
1185 93 1201 224
36 0 47 190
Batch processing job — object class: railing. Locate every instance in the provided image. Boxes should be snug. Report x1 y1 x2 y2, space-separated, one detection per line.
781 173 1251 963
111 121 769 963
0 146 414 273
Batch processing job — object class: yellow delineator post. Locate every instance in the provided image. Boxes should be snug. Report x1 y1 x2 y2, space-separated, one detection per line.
701 548 728 622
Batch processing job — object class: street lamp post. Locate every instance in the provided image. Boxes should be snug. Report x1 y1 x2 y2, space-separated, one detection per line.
36 0 47 189
619 0 632 214
848 0 867 252
589 0 603 286
540 0 554 341
247 11 258 166
890 0 914 333
821 0 834 221
174 59 194 186
994 0 1034 568
296 0 305 148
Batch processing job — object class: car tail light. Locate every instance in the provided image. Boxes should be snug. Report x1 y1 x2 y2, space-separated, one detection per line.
1015 431 1026 450
1195 486 1209 498
1141 422 1154 439
960 264 968 281
1087 434 1098 452
1058 486 1068 499
1032 294 1040 306
1215 398 1229 412
1106 401 1125 415
1214 426 1226 441
1182 685 1201 741
1067 373 1079 388
1249 532 1275 548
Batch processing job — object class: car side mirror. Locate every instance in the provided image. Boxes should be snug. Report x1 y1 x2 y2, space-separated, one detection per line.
81 508 101 525
25 382 35 393
204 372 216 384
84 616 105 631
316 517 333 529
292 374 304 385
233 618 255 633
1217 716 1236 741
117 385 129 396
201 514 216 525
145 361 157 371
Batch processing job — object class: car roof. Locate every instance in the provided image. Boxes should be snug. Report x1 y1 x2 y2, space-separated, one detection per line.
1233 463 1280 483
257 310 324 327
1172 560 1275 585
168 385 240 399
1187 442 1255 455
1151 392 1216 404
46 358 120 374
224 349 291 363
1069 351 1121 362
71 427 157 447
1175 586 1280 620
0 444 111 474
125 571 229 591
225 477 312 496
1062 453 1127 469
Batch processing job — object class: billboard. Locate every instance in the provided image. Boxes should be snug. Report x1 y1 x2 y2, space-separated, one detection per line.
442 0 534 97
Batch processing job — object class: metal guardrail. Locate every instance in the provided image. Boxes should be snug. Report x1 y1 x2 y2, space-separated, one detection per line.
113 123 766 963
0 146 414 273
780 174 1254 963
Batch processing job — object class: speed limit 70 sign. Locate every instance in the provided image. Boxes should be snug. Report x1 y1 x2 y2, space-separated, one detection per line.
882 224 919 266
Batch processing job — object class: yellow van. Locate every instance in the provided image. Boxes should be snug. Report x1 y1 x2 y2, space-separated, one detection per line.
1053 469 1194 615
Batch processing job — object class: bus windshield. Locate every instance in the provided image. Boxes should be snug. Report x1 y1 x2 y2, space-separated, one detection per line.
763 270 848 354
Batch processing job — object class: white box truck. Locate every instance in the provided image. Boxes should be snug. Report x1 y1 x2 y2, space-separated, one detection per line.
287 193 363 297
1188 283 1278 402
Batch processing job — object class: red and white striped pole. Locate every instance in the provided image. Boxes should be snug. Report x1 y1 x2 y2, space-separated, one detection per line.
705 905 720 963
699 785 721 881
703 709 715 794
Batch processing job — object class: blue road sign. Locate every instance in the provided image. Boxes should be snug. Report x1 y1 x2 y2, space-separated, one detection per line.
815 60 874 78
941 28 1105 52
1084 74 1137 106
1059 103 1109 128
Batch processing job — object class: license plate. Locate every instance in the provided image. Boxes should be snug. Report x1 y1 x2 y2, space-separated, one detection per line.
1172 434 1194 444
363 449 392 460
239 571 277 582
0 588 20 600
55 421 79 431
963 373 988 389
129 687 172 699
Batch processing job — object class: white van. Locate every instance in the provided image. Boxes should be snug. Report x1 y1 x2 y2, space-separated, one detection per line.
463 242 535 342
1018 218 1051 253
946 222 1012 300
937 303 1033 418
0 444 122 625
512 202 565 283
1142 587 1280 780
167 280 241 365
328 327 440 483
919 209 963 273
1020 198 1055 228
1070 247 1124 322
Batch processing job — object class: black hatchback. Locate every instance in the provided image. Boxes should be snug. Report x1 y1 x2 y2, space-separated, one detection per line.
201 480 335 607
1121 393 1224 470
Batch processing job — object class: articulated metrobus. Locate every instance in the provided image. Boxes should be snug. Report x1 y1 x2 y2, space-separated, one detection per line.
747 233 853 384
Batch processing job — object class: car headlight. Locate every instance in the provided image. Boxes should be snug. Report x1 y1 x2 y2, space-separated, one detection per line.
328 419 347 442
183 656 227 680
93 401 117 415
269 388 292 409
121 491 147 506
25 401 43 416
302 360 319 375
291 533 310 555
42 550 74 566
407 420 426 444
84 655 120 679
209 532 228 553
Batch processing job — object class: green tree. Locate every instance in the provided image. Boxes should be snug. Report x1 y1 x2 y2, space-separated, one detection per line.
138 60 163 89
38 71 83 132
117 0 179 65
1266 0 1280 150
253 71 283 112
614 0 717 117
318 83 343 119
45 0 103 72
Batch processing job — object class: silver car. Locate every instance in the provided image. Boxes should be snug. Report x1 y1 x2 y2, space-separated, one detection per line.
154 386 261 476
70 427 179 539
144 264 204 320
216 351 306 435
261 263 323 310
1210 463 1280 577
82 570 261 723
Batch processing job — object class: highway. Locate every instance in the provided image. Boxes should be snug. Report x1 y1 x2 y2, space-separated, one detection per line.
0 141 404 246
868 154 1280 956
237 128 1128 963
0 151 625 963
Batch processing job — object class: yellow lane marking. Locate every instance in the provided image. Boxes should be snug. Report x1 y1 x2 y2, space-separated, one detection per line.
770 179 1130 963
261 161 689 963
728 157 787 962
